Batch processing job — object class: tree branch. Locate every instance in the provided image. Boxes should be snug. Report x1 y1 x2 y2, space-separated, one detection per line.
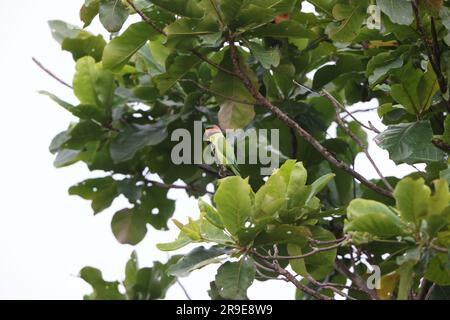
412 0 450 113
228 36 393 199
32 57 72 89
255 258 332 300
126 0 167 36
432 138 450 153
334 260 379 300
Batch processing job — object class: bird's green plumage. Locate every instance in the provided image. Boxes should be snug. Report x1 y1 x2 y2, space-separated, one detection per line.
208 132 240 176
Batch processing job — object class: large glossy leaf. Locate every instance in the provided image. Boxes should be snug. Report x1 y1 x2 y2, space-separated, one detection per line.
326 0 368 42
376 0 414 25
103 22 159 71
214 256 255 300
211 53 256 129
393 178 431 225
153 53 201 94
167 246 228 277
99 0 129 33
245 40 280 70
80 0 100 28
111 207 148 245
375 121 445 164
345 199 410 237
69 177 118 214
110 122 168 163
80 267 125 300
73 56 116 108
214 176 253 235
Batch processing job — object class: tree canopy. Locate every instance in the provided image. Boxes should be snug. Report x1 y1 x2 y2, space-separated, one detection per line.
41 0 450 300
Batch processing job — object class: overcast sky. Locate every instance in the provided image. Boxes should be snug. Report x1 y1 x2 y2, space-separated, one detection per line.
0 1 417 300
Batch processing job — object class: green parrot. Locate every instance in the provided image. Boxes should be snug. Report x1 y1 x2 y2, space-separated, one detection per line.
204 125 241 177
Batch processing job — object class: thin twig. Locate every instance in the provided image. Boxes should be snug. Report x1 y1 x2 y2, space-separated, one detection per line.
305 275 356 300
176 279 192 300
255 236 350 261
146 179 214 195
341 107 379 117
32 57 72 89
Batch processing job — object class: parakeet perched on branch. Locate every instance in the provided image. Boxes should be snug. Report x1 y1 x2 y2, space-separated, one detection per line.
204 125 241 177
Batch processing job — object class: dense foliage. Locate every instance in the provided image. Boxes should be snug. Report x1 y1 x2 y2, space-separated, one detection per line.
42 0 450 300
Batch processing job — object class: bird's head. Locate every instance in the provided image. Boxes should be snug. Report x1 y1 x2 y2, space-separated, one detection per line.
204 125 222 139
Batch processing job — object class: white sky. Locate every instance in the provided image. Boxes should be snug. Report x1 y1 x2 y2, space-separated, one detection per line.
0 1 417 300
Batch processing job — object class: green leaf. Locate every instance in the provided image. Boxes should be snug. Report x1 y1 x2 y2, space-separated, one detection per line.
165 16 220 36
375 121 445 164
150 0 205 18
376 0 414 26
167 246 228 277
110 122 168 163
140 186 175 230
245 40 280 70
73 56 116 108
103 22 159 71
251 20 315 38
214 176 253 236
397 261 415 300
69 177 118 214
254 160 294 220
215 256 255 300
153 53 201 94
111 207 148 245
99 0 129 33
345 199 409 237
418 67 439 112
426 253 450 286
199 198 224 229
80 267 125 300
62 32 106 62
157 232 193 251
48 20 81 44
211 53 256 129
124 251 139 291
301 226 338 280
130 258 180 300
233 4 276 31
390 63 438 115
287 243 308 277
326 1 368 43
428 179 450 217
253 225 311 247
80 0 100 28
393 178 431 225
